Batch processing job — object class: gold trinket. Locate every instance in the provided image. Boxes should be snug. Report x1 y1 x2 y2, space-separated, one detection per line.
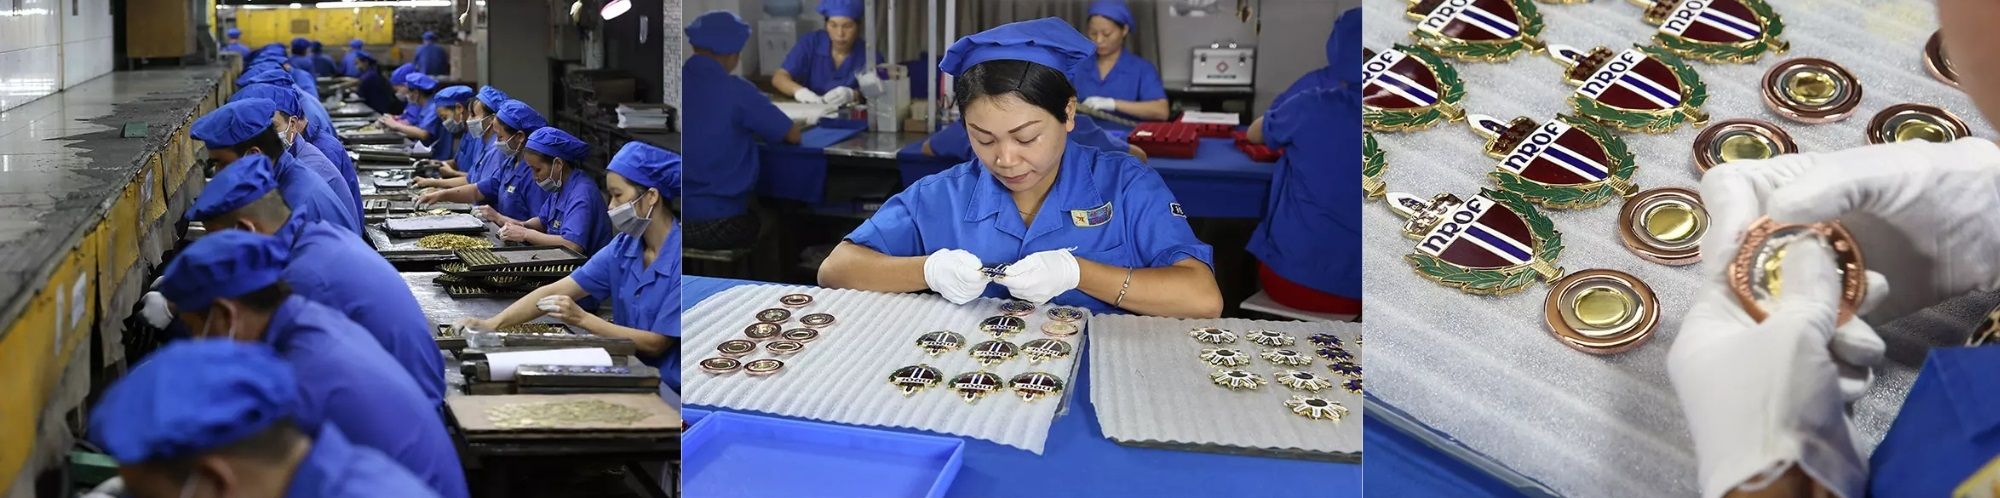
744 359 785 376
1728 217 1867 326
782 328 820 343
969 340 1019 367
779 293 814 308
1866 104 1969 145
1691 119 1794 173
1262 349 1313 367
1009 372 1066 402
800 313 837 328
755 308 792 323
950 371 1004 403
1200 348 1252 368
889 364 943 396
699 357 742 374
1021 338 1072 364
998 300 1036 317
1544 269 1660 354
743 322 781 341
765 340 805 356
1285 395 1349 421
1276 371 1336 393
1041 321 1080 337
1761 58 1860 124
716 339 757 358
916 330 965 357
1188 327 1237 345
1617 188 1706 265
1210 369 1267 391
979 315 1027 338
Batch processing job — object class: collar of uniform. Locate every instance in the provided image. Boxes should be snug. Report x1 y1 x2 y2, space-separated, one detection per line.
273 215 308 248
261 295 312 347
961 141 1107 229
1090 49 1140 84
686 55 727 78
283 425 358 497
1932 346 2000 440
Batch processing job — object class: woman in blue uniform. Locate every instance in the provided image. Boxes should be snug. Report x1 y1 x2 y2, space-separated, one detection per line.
462 142 682 399
378 75 449 153
413 31 450 76
820 18 1221 317
341 39 369 77
773 0 874 106
924 58 1146 161
493 127 612 255
352 52 404 115
1075 0 1170 124
418 86 507 189
682 11 802 249
221 28 250 58
416 100 549 225
1237 9 1356 317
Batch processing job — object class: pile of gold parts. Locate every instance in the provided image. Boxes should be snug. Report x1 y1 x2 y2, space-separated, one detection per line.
485 399 653 430
417 233 492 250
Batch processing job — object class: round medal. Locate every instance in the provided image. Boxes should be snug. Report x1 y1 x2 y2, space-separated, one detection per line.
765 340 804 356
716 339 758 358
1021 338 1072 364
1199 348 1251 368
1618 188 1707 265
779 293 813 308
1009 372 1066 402
799 313 836 328
1761 58 1861 124
782 328 819 343
699 357 742 374
743 322 781 340
1925 31 1959 89
1866 104 1969 145
1041 321 1080 337
744 359 785 376
998 300 1036 317
950 371 1004 403
969 340 1019 367
1046 306 1086 323
889 364 943 396
1728 217 1867 326
1543 269 1660 355
979 315 1026 338
755 308 792 323
1276 370 1335 393
916 330 966 357
1691 119 1796 174
1262 349 1314 367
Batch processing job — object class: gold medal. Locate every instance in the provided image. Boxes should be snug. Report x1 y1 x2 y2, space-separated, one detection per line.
1691 119 1795 174
1547 44 1709 133
1761 58 1861 124
1617 188 1707 266
1405 0 1546 62
1286 395 1349 421
1210 369 1267 391
1388 190 1565 295
1866 104 1969 145
1633 0 1788 63
950 371 1004 403
889 364 943 396
1008 372 1065 402
1467 113 1639 209
1925 31 1959 89
1199 348 1252 368
1543 269 1660 354
1727 217 1868 325
1363 45 1468 132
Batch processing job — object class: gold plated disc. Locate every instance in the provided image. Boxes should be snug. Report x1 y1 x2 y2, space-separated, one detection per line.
1692 119 1796 173
1762 58 1861 124
1618 188 1707 265
1866 104 1969 145
1543 269 1659 355
1727 217 1868 325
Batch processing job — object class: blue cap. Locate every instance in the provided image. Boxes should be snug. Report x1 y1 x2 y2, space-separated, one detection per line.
423 31 437 42
434 85 473 106
88 340 299 465
188 154 279 222
686 11 750 55
349 39 363 49
495 100 546 132
157 230 289 312
1332 7 1357 83
1088 0 1134 31
226 28 241 39
310 40 323 52
235 66 277 87
405 73 439 92
290 37 310 54
608 142 680 193
939 18 1093 77
476 86 509 110
818 0 862 20
232 84 301 118
525 127 588 163
353 50 376 64
261 43 285 53
192 99 278 149
391 63 419 86
240 68 295 87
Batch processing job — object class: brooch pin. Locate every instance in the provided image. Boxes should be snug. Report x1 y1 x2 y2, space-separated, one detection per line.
1387 189 1565 296
1404 0 1546 62
1865 104 1969 145
979 316 1027 338
969 340 1019 367
1188 327 1237 345
1728 217 1867 326
716 340 758 358
917 330 966 357
1545 269 1661 354
743 322 781 341
890 364 943 396
1308 334 1343 348
755 308 791 323
1041 321 1080 337
779 293 813 308
1047 307 1086 323
1466 113 1639 209
699 357 742 375
782 328 820 343
1618 188 1706 265
1009 372 1066 402
1364 133 1387 201
1200 348 1252 368
744 359 785 377
1022 338 1072 364
1632 0 1787 63
1547 44 1708 133
765 340 804 356
1316 347 1352 362
950 371 1004 403
1691 119 1795 174
1210 369 1267 391
1329 361 1363 378
1363 45 1467 132
1263 349 1314 367
1343 378 1364 394
1244 330 1294 347
799 313 836 328
1286 395 1349 421
998 301 1036 317
1276 371 1336 393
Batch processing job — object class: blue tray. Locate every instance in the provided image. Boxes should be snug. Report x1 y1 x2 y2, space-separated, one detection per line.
683 412 965 498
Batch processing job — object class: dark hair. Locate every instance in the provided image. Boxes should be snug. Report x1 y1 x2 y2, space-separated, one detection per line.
229 126 287 162
952 59 1075 124
472 99 495 117
234 281 292 312
155 420 305 480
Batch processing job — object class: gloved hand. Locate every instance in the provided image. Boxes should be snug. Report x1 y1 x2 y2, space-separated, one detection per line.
824 86 859 106
998 249 1080 304
792 88 824 104
537 295 589 325
1082 96 1117 112
140 291 173 329
79 476 123 498
1669 240 1870 498
923 248 988 304
1703 138 2000 318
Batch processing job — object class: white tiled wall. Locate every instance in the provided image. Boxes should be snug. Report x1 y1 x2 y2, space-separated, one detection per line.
0 0 113 112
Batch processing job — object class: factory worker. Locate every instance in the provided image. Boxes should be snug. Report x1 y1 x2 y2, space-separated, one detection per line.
288 38 317 78
221 28 250 59
379 74 442 144
416 86 509 189
1074 0 1170 125
308 41 337 77
413 31 450 76
819 18 1221 317
352 52 403 115
461 142 682 397
340 39 369 77
492 127 612 255
415 100 548 223
391 64 426 123
183 155 446 404
1672 1 2000 495
681 10 802 250
155 231 468 498
1248 7 1351 145
925 43 1147 162
191 98 361 235
236 69 353 210
231 84 361 220
774 0 877 106
88 340 439 498
1242 88 1356 315
383 84 469 160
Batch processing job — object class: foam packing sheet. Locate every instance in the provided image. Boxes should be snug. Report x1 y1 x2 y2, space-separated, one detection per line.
679 284 1090 454
1364 1 1988 495
1089 316 1362 461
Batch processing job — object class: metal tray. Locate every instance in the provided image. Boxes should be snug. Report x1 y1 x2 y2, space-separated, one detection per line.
457 247 588 271
515 364 661 389
438 261 580 278
382 213 486 237
443 284 531 299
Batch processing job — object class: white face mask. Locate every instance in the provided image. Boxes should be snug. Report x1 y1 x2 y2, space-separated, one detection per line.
202 303 246 341
607 192 654 238
177 473 202 498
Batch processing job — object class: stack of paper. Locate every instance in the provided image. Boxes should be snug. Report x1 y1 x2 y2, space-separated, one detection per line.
615 104 673 130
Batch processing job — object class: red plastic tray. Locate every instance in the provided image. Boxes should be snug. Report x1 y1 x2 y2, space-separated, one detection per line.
1232 130 1283 162
1129 122 1199 159
1185 122 1235 139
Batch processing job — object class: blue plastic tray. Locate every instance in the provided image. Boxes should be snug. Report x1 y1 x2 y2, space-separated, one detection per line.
683 412 965 498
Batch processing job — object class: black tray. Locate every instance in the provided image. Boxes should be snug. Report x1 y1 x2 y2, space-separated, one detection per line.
443 284 530 299
457 247 588 271
380 214 488 238
515 364 660 389
438 261 580 278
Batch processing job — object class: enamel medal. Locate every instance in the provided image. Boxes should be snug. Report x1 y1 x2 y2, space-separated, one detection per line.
1363 45 1467 132
1405 0 1546 62
1548 44 1709 133
1467 113 1638 209
1363 133 1387 201
1633 0 1788 63
1387 189 1565 296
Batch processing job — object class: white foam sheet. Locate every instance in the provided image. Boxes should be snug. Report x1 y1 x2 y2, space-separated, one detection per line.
1089 316 1362 460
1364 1 1983 494
485 348 615 381
679 284 1090 453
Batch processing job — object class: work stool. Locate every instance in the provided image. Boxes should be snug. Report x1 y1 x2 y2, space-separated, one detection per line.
1240 290 1358 322
683 205 778 279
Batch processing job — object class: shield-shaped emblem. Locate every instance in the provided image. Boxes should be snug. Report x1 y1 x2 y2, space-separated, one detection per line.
1364 44 1466 132
1639 0 1788 63
1389 189 1564 295
1405 0 1546 62
1552 44 1709 133
1469 113 1639 209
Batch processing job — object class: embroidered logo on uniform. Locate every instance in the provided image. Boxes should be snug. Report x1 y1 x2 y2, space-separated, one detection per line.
552 219 562 230
1070 202 1113 228
1171 202 1186 218
506 185 516 194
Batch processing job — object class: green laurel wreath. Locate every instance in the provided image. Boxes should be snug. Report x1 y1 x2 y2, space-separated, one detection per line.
1652 0 1787 63
1489 115 1638 210
1362 133 1386 199
1571 45 1709 133
1364 44 1466 131
1413 0 1545 62
1404 188 1564 296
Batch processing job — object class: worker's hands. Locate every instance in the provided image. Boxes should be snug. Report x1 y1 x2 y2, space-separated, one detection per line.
1083 97 1117 112
139 292 173 329
473 205 502 222
923 248 988 304
824 87 859 107
498 223 534 242
998 249 1081 305
453 317 496 332
376 115 405 127
537 295 591 325
415 189 448 206
1669 240 1873 498
79 477 122 498
1703 138 2000 318
792 88 825 104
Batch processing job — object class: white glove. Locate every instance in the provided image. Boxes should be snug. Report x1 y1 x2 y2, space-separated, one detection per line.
140 291 173 329
923 249 988 304
792 88 824 104
823 86 859 107
1668 240 1869 498
1082 96 1117 112
998 249 1080 305
80 476 123 498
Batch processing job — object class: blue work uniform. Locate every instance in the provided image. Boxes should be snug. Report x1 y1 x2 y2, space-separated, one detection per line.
287 142 359 223
224 42 251 58
570 228 682 390
463 137 504 185
274 216 447 404
285 424 442 498
271 152 364 235
1273 66 1335 110
263 295 468 498
414 43 450 75
357 69 404 115
781 31 876 95
927 114 1129 162
1246 88 1354 298
475 151 548 222
847 140 1214 313
1870 345 2000 496
1074 50 1167 127
313 54 339 77
401 99 434 130
417 110 456 161
536 170 613 255
303 127 362 218
341 50 370 77
682 55 792 222
286 83 335 142
290 67 320 97
290 55 318 76
453 126 487 172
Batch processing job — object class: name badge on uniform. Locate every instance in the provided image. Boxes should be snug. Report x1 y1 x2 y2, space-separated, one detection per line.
1171 203 1186 218
551 219 562 230
1070 202 1113 227
506 185 516 194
